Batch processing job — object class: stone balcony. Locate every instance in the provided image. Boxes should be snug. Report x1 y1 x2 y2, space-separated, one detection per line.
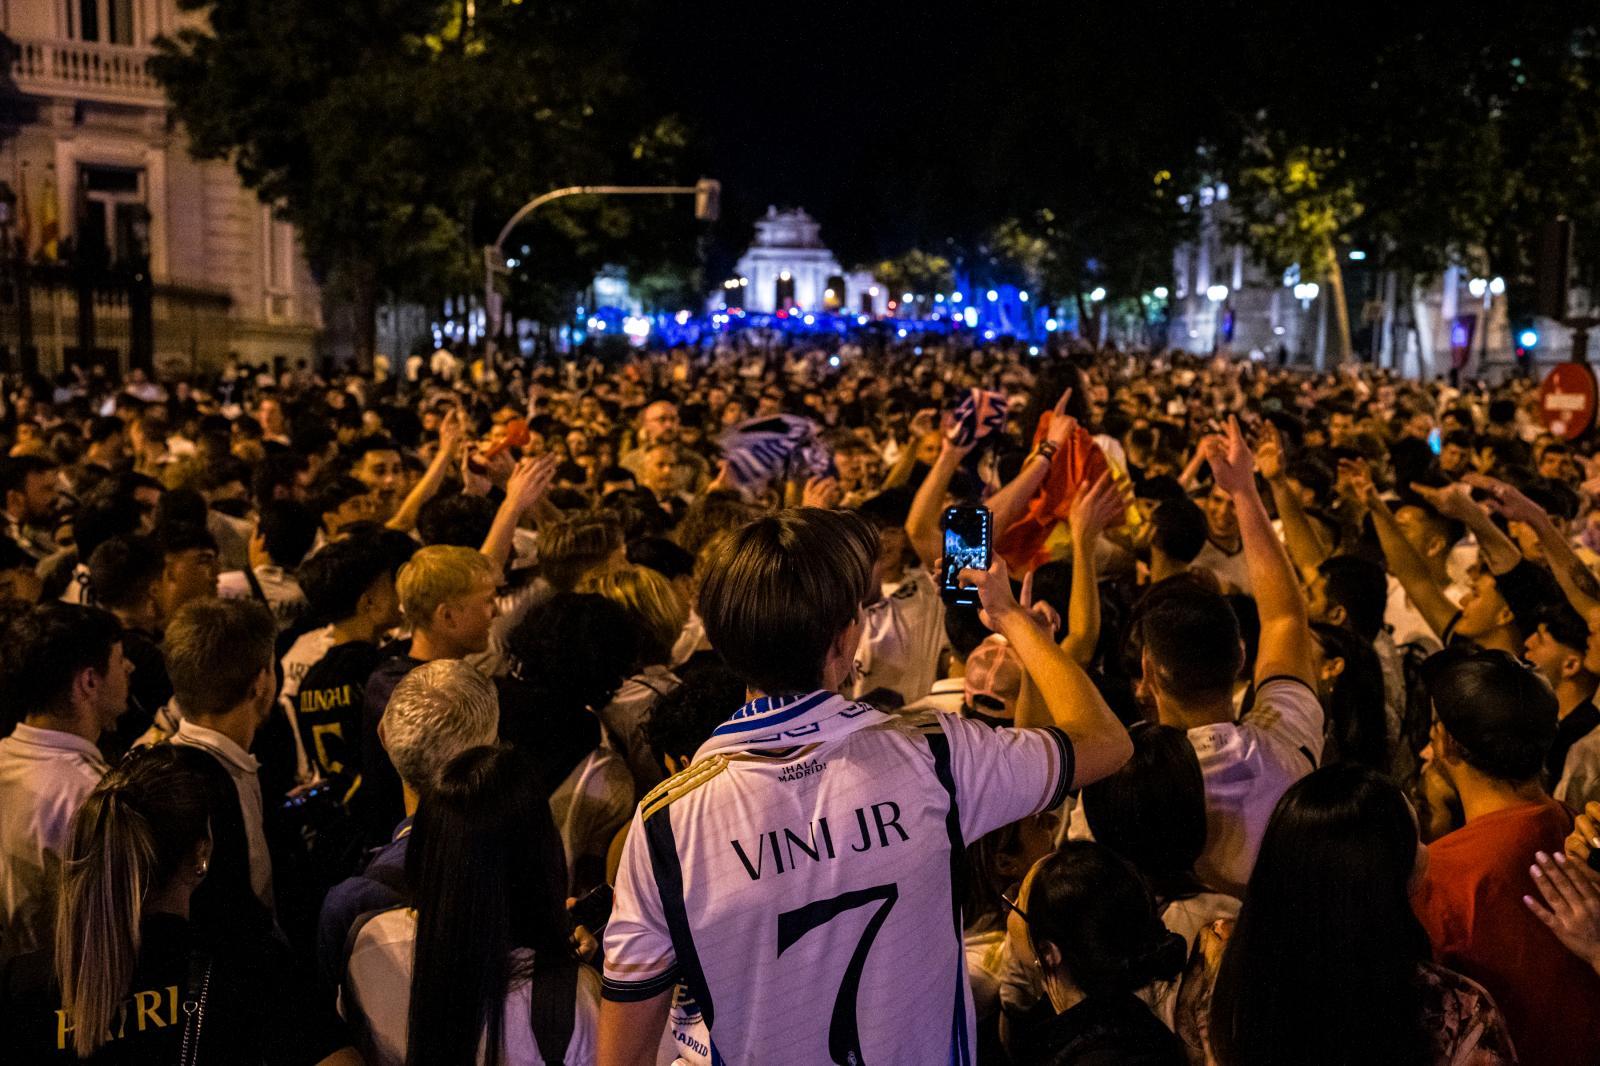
8 37 165 107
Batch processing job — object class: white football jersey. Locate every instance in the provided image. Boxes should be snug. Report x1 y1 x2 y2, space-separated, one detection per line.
603 695 1072 1066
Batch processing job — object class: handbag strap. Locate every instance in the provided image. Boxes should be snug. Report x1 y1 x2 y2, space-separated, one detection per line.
178 948 213 1066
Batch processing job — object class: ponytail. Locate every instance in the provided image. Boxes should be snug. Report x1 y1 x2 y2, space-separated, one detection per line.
55 790 158 1058
51 745 215 1060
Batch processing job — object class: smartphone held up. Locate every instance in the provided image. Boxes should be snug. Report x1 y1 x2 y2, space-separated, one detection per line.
940 505 992 607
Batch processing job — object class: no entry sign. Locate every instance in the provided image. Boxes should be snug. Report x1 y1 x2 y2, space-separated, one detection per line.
1540 362 1598 440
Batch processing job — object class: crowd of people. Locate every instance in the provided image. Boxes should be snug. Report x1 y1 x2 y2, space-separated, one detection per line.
0 336 1598 1065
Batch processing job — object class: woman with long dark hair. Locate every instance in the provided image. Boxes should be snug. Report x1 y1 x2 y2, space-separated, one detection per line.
1080 721 1240 1026
341 743 596 1065
1004 842 1188 1065
1309 622 1389 771
1196 763 1515 1066
0 744 356 1064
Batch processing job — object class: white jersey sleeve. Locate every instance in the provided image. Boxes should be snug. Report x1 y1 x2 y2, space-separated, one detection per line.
602 812 679 1004
939 715 1074 843
1245 676 1325 769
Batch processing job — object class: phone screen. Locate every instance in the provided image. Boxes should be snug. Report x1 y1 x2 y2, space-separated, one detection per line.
940 506 992 607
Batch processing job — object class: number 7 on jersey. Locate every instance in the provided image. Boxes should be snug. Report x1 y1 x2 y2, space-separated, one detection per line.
776 883 899 1066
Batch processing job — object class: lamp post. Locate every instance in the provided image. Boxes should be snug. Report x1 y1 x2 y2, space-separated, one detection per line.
127 204 153 374
483 179 720 355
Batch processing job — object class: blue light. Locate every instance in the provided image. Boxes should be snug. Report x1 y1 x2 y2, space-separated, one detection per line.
803 314 815 325
962 306 978 327
829 355 841 367
1519 328 1540 348
897 327 908 338
952 292 964 303
935 294 945 303
986 289 998 302
983 329 996 340
913 346 923 355
1044 318 1059 332
1348 249 1367 261
1028 345 1040 355
1019 291 1029 302
857 314 870 325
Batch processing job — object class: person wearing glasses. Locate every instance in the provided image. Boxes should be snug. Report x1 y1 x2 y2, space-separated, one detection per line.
1000 841 1186 1065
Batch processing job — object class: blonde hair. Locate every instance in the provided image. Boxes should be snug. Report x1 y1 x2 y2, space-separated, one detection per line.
584 564 688 664
55 746 213 1058
396 545 497 626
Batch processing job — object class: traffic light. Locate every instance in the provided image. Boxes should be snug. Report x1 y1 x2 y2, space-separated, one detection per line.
1514 320 1540 371
694 179 721 222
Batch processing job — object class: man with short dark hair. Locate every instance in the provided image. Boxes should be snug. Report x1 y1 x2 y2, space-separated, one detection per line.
1522 604 1600 808
87 534 170 753
599 507 1132 1066
1413 647 1600 1066
165 598 280 911
0 456 60 563
217 501 319 628
0 604 128 957
1148 495 1208 584
1140 420 1321 897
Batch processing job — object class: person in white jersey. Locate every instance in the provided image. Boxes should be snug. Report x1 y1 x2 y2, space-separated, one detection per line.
599 507 1133 1066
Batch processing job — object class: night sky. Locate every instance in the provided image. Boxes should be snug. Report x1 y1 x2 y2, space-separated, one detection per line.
635 0 1561 276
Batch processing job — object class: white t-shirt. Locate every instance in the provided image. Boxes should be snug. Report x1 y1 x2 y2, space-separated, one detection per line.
0 725 108 958
1193 538 1251 596
342 907 600 1066
851 569 945 705
603 709 1073 1066
1558 727 1600 811
1185 678 1324 898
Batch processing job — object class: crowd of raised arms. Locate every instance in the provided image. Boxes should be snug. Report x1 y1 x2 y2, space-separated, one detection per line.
2 338 1600 1066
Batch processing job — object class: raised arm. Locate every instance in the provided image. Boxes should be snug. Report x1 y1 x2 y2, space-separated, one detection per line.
1349 462 1461 641
1410 481 1522 577
1256 421 1331 576
988 388 1075 540
960 557 1133 787
1060 472 1127 665
1468 473 1600 621
385 409 465 533
1204 419 1316 688
479 454 558 571
881 409 937 491
906 429 973 570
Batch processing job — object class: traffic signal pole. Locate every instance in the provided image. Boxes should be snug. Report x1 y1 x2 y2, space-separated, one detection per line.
482 180 720 353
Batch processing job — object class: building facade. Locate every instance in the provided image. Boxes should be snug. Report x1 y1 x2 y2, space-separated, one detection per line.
722 206 879 316
0 0 321 377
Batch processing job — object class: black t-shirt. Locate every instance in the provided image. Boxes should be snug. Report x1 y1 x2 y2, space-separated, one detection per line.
0 913 348 1065
296 640 382 807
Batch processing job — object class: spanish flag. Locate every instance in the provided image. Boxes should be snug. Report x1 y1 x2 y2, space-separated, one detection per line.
13 163 31 258
994 411 1138 574
38 168 59 261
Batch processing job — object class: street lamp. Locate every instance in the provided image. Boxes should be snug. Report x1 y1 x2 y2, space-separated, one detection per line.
1089 287 1107 302
1467 277 1488 298
1206 284 1230 302
483 177 720 349
1152 286 1169 299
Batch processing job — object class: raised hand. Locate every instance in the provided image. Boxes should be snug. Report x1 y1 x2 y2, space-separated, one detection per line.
1202 417 1257 497
1045 387 1078 448
956 555 1025 633
1019 570 1062 634
1068 471 1128 544
1254 420 1286 483
438 407 468 460
506 453 559 513
802 475 842 509
1463 473 1552 528
1337 458 1378 506
1408 481 1482 523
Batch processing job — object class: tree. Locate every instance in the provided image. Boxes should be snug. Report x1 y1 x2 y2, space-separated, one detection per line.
863 249 954 304
153 0 688 366
1224 138 1362 363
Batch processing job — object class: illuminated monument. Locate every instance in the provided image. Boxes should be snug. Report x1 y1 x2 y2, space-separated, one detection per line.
725 207 880 316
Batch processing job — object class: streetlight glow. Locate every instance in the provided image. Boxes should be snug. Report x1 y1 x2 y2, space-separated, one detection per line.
986 289 999 302
1489 276 1506 296
1152 286 1169 299
1090 287 1107 302
1206 284 1229 302
1468 277 1488 298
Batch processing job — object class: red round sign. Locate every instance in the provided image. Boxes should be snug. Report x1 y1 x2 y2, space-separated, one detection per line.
1540 362 1598 441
